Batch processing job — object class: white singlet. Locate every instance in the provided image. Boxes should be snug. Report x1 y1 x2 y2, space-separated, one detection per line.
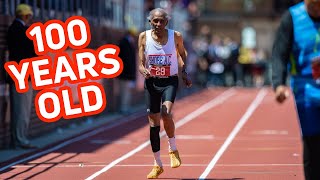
145 29 178 77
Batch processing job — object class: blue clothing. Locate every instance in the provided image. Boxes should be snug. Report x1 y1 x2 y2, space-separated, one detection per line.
289 2 320 136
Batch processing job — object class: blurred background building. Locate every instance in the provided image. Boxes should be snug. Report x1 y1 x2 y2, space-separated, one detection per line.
196 0 301 57
0 0 302 148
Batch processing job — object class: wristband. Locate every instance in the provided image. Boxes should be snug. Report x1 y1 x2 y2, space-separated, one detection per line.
182 69 187 74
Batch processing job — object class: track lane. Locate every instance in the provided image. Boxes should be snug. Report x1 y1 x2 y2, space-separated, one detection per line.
203 89 304 180
100 88 260 179
0 88 304 180
85 88 236 180
0 88 232 180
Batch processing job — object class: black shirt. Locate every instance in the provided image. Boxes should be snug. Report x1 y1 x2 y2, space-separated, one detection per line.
118 35 136 81
7 19 36 62
6 19 36 83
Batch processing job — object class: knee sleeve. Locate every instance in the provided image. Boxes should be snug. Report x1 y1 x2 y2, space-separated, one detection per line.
150 126 160 152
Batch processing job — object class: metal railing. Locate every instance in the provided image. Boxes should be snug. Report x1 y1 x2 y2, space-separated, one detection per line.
0 0 145 30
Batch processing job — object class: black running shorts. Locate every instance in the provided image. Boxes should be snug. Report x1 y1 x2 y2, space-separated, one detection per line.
144 76 179 114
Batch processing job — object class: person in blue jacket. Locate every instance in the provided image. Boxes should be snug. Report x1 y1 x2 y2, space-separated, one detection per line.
271 0 320 179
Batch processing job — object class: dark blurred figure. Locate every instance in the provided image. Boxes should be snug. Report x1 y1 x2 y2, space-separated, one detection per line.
271 0 320 179
118 28 138 114
252 49 267 87
195 56 208 88
7 4 37 149
223 37 239 86
205 35 225 87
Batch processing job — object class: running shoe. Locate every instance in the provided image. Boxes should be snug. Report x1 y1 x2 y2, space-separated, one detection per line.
169 150 181 168
147 165 164 179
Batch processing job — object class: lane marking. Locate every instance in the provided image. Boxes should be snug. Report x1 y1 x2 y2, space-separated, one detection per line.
228 137 299 141
251 130 289 135
199 88 268 180
12 163 302 168
0 112 145 172
209 170 301 175
85 88 236 180
175 135 214 140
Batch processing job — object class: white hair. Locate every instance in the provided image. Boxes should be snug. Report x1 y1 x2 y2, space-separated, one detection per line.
147 8 171 20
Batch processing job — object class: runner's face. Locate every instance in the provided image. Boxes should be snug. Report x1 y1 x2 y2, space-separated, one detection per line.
149 12 168 32
305 0 320 17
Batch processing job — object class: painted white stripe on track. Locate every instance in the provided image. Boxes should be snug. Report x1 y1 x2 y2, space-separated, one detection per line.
198 88 268 180
175 135 214 140
85 88 236 180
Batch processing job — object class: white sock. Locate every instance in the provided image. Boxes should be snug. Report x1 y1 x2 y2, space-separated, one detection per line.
153 151 162 167
168 137 177 151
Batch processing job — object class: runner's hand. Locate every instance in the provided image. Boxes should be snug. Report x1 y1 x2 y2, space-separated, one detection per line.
139 68 151 79
182 72 192 88
275 85 290 103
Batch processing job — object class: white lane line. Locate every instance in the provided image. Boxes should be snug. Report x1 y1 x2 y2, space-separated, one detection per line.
0 112 145 172
199 88 268 180
251 130 288 135
175 135 214 140
12 163 302 168
85 88 236 180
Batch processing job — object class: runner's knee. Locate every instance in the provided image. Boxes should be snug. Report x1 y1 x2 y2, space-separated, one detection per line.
148 113 161 126
161 109 172 120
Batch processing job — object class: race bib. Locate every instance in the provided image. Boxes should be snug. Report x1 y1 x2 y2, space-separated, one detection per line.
311 56 320 82
150 65 170 77
148 54 172 77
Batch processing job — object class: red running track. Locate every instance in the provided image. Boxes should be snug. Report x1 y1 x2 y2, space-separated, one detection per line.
0 88 304 180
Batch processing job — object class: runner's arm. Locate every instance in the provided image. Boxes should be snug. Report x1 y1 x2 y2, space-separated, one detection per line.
138 32 150 78
175 31 192 87
271 11 293 90
175 31 187 72
271 10 293 103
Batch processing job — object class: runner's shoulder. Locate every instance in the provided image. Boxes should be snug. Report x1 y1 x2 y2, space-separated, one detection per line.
139 31 146 44
174 30 182 37
139 31 146 39
173 30 183 43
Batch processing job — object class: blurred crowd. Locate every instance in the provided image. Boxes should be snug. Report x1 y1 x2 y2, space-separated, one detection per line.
185 27 269 88
0 1 274 150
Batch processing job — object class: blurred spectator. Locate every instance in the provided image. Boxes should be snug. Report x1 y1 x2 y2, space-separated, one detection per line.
205 35 226 87
195 56 208 87
237 46 256 86
184 43 199 88
252 49 267 87
237 47 268 87
222 37 240 86
118 28 138 114
6 4 37 149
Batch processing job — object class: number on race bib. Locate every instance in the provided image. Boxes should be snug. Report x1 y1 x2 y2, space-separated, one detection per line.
155 67 166 76
150 65 170 77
